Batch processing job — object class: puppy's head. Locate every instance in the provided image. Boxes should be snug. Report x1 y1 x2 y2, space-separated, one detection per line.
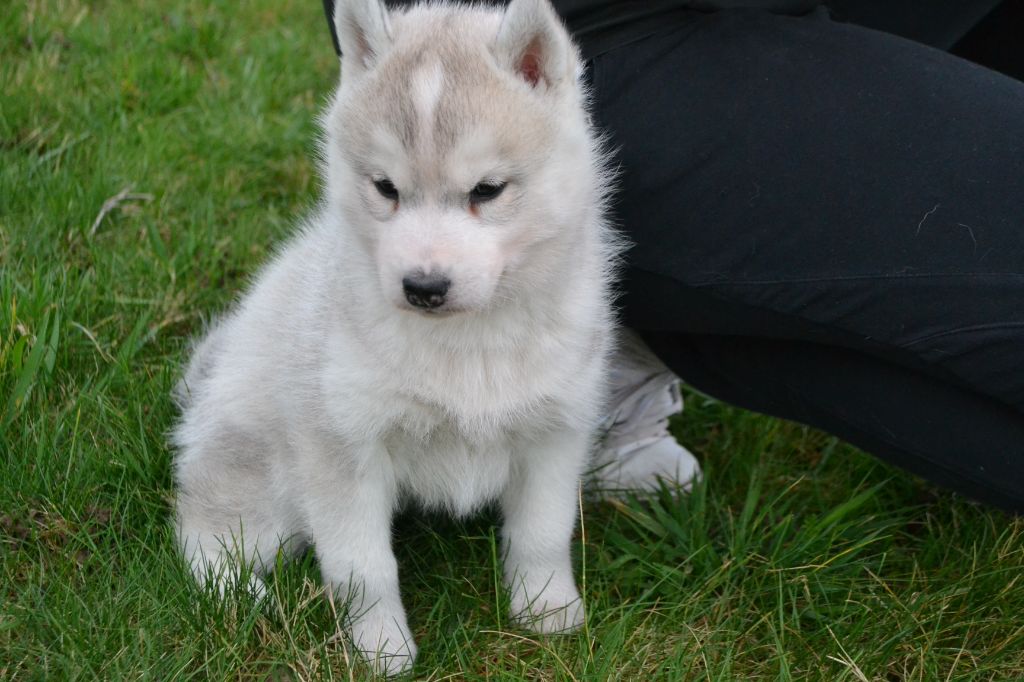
322 0 593 316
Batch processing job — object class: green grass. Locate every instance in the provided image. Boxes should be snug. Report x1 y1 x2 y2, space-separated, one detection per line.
3 1 1024 679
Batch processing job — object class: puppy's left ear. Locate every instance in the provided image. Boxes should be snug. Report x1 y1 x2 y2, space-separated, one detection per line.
335 0 393 77
493 0 575 89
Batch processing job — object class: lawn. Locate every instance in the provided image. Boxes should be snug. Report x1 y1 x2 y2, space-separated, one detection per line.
2 0 1023 679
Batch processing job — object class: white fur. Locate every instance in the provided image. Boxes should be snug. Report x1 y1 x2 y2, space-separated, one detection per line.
412 60 445 139
173 0 618 675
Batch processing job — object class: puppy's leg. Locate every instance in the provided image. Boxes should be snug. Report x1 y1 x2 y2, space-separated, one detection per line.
300 439 416 676
502 428 588 634
175 521 273 600
175 427 291 599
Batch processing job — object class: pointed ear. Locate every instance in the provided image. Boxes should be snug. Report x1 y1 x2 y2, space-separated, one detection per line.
493 0 574 89
334 0 393 75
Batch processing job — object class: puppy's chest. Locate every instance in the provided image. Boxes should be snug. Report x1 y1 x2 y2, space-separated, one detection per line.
397 344 579 427
385 421 516 516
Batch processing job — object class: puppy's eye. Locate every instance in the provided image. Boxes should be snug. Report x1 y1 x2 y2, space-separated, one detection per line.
373 178 399 201
469 181 506 204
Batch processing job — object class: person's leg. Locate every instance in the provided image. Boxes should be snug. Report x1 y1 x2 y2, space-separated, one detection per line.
642 327 1024 512
590 9 1024 510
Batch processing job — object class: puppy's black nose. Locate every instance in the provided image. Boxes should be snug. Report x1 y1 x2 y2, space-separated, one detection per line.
402 273 450 309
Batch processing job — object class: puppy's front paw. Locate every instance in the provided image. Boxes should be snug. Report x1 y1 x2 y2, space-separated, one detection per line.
350 610 417 677
508 578 585 634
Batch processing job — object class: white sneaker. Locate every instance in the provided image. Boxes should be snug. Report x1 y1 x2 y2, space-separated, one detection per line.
590 333 702 496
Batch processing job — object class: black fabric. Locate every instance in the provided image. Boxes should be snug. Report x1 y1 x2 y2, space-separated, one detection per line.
825 0 1002 50
641 331 1024 512
589 9 1024 510
545 0 820 58
952 0 1024 82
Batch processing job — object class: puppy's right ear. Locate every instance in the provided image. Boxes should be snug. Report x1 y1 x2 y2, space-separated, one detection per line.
334 0 393 76
493 0 574 89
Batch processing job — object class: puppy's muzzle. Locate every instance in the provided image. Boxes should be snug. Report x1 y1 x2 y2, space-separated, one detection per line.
402 273 450 309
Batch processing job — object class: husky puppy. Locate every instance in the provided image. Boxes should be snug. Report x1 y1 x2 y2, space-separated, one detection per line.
173 0 616 673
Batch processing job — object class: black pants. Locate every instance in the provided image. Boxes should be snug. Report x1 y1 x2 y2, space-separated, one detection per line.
322 3 1024 510
591 8 1024 511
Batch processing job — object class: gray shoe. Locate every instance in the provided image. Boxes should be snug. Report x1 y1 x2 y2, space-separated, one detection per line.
591 333 702 496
